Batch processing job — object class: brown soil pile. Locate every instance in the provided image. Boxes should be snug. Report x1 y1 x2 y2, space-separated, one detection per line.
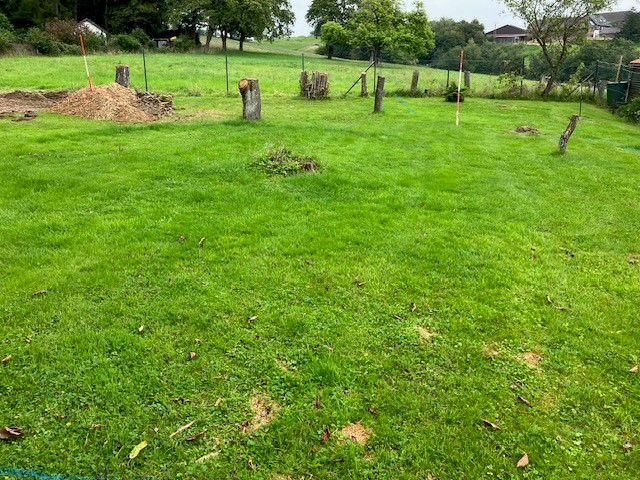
0 90 68 114
515 125 539 134
51 83 172 123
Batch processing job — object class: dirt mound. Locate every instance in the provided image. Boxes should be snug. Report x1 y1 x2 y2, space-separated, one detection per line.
0 90 68 114
515 125 539 134
51 83 172 123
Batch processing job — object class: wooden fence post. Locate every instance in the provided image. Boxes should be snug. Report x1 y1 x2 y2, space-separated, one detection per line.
464 70 471 89
300 71 309 97
238 78 261 120
411 70 419 94
360 72 368 97
115 65 130 88
558 114 579 154
374 75 385 113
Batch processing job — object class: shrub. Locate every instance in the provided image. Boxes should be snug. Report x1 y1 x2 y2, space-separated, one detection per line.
618 97 640 123
174 35 195 52
0 12 13 32
253 143 318 176
26 28 60 55
44 19 82 44
443 81 466 102
0 28 14 53
130 27 151 48
110 34 141 52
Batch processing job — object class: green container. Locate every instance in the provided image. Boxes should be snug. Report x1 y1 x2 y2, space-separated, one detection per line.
607 81 628 108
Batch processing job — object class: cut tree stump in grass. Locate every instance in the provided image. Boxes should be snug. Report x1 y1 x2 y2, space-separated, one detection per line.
374 76 385 113
558 114 579 154
300 71 328 99
411 70 419 94
238 78 261 120
300 71 309 97
116 65 130 88
361 73 368 97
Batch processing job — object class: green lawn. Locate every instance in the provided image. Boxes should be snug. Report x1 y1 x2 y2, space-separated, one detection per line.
0 52 639 480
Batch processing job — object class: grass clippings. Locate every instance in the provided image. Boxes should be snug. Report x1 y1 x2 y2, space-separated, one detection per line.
253 143 318 176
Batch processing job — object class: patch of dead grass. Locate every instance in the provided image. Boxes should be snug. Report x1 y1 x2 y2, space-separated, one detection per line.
248 395 280 432
338 422 371 445
416 325 436 340
522 351 543 367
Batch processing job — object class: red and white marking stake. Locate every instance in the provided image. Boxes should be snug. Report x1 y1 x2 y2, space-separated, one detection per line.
456 49 464 126
79 35 93 92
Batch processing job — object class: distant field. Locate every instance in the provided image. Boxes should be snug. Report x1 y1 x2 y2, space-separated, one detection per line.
0 49 639 480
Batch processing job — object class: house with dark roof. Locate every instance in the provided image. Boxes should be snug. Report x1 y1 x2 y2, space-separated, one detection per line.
589 11 632 38
485 25 531 43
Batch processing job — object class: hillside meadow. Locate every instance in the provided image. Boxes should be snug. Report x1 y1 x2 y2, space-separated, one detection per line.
0 50 639 479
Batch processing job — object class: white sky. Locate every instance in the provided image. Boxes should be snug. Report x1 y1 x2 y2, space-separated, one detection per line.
289 0 640 36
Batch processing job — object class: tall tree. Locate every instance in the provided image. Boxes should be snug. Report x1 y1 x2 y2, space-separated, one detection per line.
618 10 640 43
501 0 616 97
306 0 356 36
320 20 347 58
349 0 434 63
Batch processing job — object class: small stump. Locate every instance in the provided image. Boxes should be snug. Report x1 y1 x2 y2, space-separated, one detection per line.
301 71 329 99
360 72 368 97
374 75 385 113
238 78 261 120
411 70 419 94
116 65 130 88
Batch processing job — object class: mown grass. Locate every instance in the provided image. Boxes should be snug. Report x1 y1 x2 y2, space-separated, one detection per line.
0 52 639 480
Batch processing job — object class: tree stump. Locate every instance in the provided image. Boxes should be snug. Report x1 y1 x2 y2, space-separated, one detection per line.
360 72 368 97
310 72 329 99
558 114 579 154
464 70 471 89
300 71 309 97
115 65 130 88
374 75 385 113
411 70 419 94
238 78 261 120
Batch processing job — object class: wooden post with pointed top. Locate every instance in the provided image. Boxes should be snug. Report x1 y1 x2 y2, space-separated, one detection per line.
360 72 368 97
238 78 261 120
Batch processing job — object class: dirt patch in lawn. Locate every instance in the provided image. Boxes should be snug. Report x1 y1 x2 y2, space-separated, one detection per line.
338 422 371 445
51 83 172 122
514 126 539 134
247 395 280 432
522 351 543 367
0 90 68 114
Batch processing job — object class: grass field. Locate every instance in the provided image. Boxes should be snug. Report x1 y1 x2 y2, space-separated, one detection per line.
0 50 639 480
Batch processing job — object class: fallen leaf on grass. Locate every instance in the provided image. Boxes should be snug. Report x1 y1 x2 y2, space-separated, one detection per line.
393 314 405 321
354 276 366 287
314 396 321 410
517 396 533 407
24 338 31 343
138 325 144 333
0 426 23 440
516 453 529 468
189 351 196 360
480 419 501 430
1 355 12 365
89 424 106 430
238 420 249 431
628 253 639 264
128 440 148 460
32 290 47 296
321 426 331 443
368 406 379 415
623 442 633 450
214 396 222 407
248 458 255 470
196 451 219 463
248 315 258 324
171 397 191 404
546 295 553 304
198 237 206 247
178 235 186 243
411 302 417 312
195 338 202 345
629 365 638 373
186 428 207 442
428 475 435 480
170 420 196 438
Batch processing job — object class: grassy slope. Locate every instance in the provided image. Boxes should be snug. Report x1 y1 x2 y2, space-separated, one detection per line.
0 52 639 480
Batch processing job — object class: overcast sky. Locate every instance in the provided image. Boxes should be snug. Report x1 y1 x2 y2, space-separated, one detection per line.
289 0 640 36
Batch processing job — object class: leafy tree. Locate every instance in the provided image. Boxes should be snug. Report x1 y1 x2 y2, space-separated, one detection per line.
306 0 356 36
320 20 347 58
349 0 434 63
429 18 486 60
618 10 640 43
500 0 616 98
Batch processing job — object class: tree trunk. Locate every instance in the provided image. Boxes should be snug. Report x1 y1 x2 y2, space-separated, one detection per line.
373 75 385 113
558 114 579 154
306 72 329 99
327 45 333 59
542 75 556 98
115 65 130 88
238 78 261 120
411 70 419 94
221 31 227 51
360 72 367 97
300 71 309 96
205 26 214 52
239 33 245 52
